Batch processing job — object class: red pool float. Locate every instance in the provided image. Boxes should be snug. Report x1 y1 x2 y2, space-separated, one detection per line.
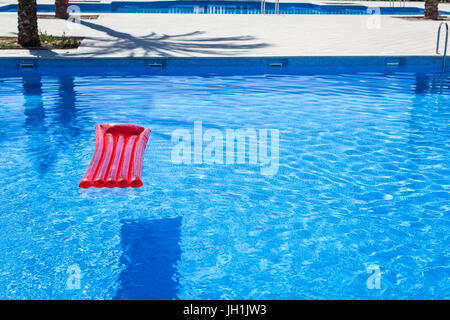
79 123 151 188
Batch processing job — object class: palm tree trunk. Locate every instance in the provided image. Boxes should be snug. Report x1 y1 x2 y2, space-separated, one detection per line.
18 0 40 47
55 0 69 19
425 0 440 20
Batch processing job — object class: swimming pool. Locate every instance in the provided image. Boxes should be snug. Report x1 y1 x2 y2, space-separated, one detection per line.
0 1 446 15
0 58 449 299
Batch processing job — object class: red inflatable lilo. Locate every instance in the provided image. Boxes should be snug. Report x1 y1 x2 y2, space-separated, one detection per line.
79 123 151 188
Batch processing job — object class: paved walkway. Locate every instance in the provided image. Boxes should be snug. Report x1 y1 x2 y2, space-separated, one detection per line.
0 1 447 58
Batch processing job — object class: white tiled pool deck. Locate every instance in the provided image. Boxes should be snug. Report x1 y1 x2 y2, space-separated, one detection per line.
0 1 449 58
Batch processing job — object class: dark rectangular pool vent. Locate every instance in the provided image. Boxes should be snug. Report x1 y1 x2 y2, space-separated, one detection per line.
148 63 163 68
269 62 283 68
386 62 400 67
19 63 35 69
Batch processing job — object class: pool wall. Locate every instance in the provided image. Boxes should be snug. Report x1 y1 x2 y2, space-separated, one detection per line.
0 1 437 15
0 56 447 76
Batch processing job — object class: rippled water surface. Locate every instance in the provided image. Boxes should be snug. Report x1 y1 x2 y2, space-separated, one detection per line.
0 70 449 299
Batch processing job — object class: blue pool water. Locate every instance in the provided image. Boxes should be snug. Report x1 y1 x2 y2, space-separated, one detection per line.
0 64 449 299
0 1 446 15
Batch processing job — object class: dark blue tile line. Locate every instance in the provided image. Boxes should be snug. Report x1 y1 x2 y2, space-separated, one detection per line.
113 218 182 300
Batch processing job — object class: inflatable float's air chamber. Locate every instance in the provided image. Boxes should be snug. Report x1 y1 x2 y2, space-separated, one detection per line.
79 123 151 188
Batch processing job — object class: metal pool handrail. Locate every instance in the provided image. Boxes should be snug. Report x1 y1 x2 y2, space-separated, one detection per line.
389 0 405 8
436 22 449 71
261 0 279 15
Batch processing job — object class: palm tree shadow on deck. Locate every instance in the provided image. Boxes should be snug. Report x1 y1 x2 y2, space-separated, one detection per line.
74 19 270 57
